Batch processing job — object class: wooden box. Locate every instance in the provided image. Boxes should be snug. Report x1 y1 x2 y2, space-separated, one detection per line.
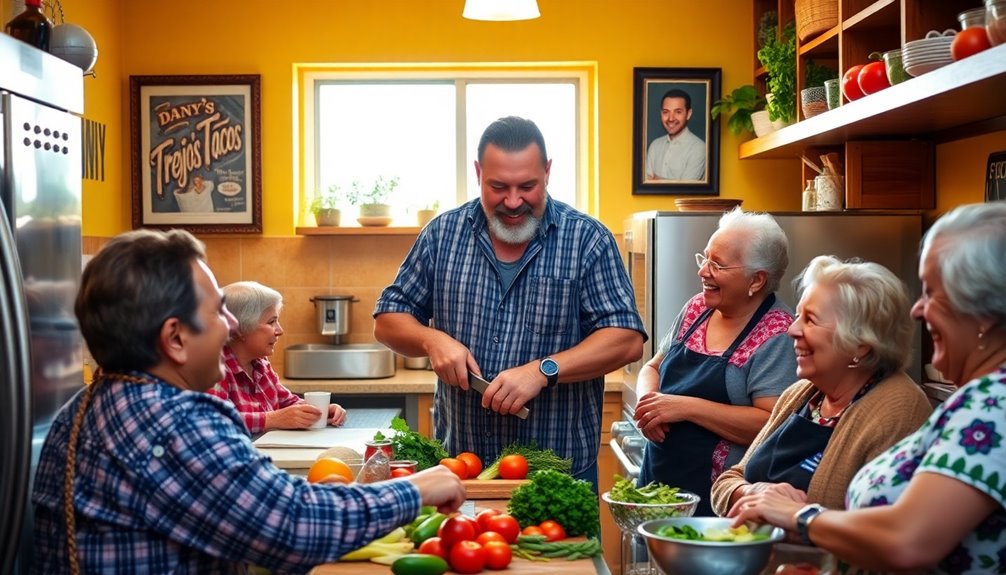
461 479 529 500
845 140 935 209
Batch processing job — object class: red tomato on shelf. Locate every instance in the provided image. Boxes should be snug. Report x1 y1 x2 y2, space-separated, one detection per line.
842 65 866 102
951 28 992 60
449 540 487 574
857 61 890 95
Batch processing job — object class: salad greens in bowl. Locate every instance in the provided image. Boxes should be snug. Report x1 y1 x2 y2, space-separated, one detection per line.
638 517 785 575
601 476 700 532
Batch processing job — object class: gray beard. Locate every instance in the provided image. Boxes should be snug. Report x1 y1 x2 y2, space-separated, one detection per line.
489 211 541 245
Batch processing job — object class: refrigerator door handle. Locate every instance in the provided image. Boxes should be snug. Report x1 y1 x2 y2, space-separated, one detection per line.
0 198 33 575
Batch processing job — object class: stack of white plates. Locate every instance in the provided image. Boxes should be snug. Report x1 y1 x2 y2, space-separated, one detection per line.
902 30 956 77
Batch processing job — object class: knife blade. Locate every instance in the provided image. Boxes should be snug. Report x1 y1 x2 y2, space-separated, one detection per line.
468 372 530 420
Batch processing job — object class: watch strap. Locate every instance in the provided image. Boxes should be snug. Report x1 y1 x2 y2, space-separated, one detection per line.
795 503 826 546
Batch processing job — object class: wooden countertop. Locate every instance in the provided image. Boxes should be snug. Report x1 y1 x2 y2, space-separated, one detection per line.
283 370 625 395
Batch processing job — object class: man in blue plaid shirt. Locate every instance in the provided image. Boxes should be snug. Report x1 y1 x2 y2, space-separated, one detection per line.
375 116 646 488
31 229 465 574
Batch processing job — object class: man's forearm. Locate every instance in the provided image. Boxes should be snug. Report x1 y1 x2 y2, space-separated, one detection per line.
546 327 643 384
373 312 435 357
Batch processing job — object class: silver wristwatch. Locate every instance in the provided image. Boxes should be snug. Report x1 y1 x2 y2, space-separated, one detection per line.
795 503 826 546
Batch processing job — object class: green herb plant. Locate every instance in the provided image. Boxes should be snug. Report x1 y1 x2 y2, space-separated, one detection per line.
383 417 448 471
711 85 766 137
477 442 573 480
507 469 599 537
607 475 687 504
804 59 837 89
345 176 400 206
757 21 797 124
310 184 341 213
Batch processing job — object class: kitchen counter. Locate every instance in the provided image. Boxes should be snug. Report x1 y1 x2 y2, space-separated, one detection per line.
282 369 625 394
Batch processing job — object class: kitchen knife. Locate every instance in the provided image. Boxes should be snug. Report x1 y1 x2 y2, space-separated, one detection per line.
467 372 530 420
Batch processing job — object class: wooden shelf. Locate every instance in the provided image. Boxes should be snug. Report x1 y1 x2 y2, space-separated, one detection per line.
296 226 422 236
740 44 1006 159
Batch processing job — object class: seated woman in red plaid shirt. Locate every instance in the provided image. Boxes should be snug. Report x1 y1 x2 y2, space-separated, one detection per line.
209 281 347 433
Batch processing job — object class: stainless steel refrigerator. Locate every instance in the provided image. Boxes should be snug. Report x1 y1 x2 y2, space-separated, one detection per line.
1 34 84 573
621 210 923 410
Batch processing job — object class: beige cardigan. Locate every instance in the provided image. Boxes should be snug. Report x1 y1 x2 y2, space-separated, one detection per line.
710 372 933 516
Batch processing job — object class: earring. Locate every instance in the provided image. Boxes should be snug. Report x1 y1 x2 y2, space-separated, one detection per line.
978 329 987 351
847 356 861 368
748 289 754 297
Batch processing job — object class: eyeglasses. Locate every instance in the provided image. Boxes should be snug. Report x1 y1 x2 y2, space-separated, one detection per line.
695 253 745 274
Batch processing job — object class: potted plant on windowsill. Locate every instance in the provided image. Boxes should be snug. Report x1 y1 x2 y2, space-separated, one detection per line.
310 185 342 227
347 176 399 226
416 200 439 227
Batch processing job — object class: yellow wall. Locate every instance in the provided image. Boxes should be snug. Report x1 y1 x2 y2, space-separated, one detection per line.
935 132 1006 221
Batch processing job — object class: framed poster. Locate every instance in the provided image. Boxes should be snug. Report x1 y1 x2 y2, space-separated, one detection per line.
632 67 721 195
130 74 262 233
986 150 1006 202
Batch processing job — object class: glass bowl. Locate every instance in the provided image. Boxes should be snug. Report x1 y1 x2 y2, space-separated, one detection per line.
958 7 987 29
601 490 701 532
638 517 785 575
987 0 1006 46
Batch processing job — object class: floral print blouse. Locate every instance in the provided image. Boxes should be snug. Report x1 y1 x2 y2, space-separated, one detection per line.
846 366 1006 574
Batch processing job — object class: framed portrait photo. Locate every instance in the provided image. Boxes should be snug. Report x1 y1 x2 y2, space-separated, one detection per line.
130 74 262 233
632 67 721 195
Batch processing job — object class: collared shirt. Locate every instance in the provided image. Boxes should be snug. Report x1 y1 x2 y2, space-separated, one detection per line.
374 197 646 475
645 127 706 181
208 345 301 434
31 372 421 574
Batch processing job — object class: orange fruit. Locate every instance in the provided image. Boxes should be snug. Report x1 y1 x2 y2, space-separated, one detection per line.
456 452 483 478
307 457 354 483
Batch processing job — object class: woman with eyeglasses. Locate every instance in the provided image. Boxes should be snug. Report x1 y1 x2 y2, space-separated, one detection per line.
710 256 931 518
635 208 797 516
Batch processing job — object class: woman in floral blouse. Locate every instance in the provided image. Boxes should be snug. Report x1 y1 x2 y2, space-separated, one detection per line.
209 281 346 433
731 202 1006 574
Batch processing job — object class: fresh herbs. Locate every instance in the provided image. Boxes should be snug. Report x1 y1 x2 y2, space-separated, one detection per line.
383 417 447 471
476 442 573 480
608 475 687 504
656 523 769 542
507 470 599 537
758 20 797 124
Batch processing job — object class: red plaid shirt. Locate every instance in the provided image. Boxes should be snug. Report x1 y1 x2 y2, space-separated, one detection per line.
208 345 302 434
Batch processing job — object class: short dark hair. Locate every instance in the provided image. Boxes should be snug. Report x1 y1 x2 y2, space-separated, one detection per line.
661 89 692 111
75 229 207 372
477 116 548 167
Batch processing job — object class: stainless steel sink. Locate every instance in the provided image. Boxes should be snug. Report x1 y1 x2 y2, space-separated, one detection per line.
284 343 396 379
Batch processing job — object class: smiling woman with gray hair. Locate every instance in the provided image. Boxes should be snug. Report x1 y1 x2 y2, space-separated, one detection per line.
712 255 932 516
208 281 347 433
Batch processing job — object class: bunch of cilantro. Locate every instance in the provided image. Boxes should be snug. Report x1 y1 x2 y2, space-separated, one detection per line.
507 469 599 537
381 417 447 471
608 474 687 504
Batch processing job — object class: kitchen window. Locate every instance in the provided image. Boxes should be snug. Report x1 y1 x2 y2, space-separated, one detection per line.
298 65 593 226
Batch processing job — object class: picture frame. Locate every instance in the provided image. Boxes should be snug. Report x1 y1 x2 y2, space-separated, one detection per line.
632 67 721 195
130 74 262 233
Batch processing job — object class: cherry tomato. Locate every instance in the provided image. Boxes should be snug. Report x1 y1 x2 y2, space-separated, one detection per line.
538 519 566 542
485 514 520 543
456 452 483 478
476 531 506 546
475 509 503 532
390 468 413 478
439 457 468 479
951 27 992 61
842 64 865 102
438 515 477 548
417 536 448 559
448 540 486 574
857 61 890 95
498 454 528 479
483 540 513 570
521 525 545 537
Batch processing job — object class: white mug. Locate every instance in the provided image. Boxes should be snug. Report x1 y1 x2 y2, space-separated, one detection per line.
303 391 331 429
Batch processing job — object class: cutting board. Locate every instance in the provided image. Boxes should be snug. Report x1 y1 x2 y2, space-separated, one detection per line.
461 479 528 500
309 550 601 575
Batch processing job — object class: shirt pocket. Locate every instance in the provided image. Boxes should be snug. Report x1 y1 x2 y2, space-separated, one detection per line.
523 276 576 335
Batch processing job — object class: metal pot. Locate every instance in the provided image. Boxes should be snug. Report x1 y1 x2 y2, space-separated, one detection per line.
403 356 431 370
311 295 357 339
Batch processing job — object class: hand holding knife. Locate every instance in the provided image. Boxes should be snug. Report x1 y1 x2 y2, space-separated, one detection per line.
467 371 530 420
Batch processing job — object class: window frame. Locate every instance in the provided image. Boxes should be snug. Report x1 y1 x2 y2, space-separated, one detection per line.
296 63 595 227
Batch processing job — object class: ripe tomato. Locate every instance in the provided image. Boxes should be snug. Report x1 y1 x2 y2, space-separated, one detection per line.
456 452 483 478
458 514 482 536
485 514 520 543
417 536 448 559
390 468 413 478
857 61 890 95
521 525 545 537
439 457 468 479
951 27 992 61
842 64 865 102
306 457 354 483
448 540 486 574
475 509 503 532
438 516 477 548
538 519 566 542
498 454 528 479
483 540 513 570
476 531 506 546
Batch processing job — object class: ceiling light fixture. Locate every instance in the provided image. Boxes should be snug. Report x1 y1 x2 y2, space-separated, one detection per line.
463 0 541 21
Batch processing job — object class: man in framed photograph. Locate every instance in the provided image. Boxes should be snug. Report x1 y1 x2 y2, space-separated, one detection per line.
645 88 706 182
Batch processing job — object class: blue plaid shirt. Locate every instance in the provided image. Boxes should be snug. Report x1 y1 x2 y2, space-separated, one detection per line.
31 373 421 574
375 198 645 475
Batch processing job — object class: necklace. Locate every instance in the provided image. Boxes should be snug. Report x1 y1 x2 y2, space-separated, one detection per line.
807 371 883 427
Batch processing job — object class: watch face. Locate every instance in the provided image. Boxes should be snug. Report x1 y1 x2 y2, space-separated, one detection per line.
541 358 559 376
